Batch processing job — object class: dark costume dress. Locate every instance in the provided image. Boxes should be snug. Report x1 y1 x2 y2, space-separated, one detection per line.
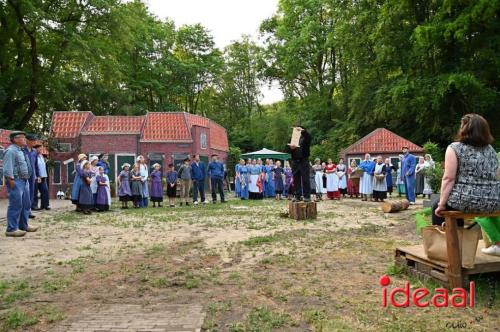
130 170 143 205
95 175 110 211
273 167 284 194
150 170 164 202
78 171 94 210
166 170 178 198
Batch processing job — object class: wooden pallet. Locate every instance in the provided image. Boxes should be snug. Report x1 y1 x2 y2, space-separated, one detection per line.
395 240 500 288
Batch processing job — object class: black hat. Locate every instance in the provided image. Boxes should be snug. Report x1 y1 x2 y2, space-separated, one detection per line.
9 131 26 141
98 153 104 159
211 153 218 157
26 133 37 141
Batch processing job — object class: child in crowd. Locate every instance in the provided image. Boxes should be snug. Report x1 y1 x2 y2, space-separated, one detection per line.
130 163 143 208
166 163 178 208
150 163 164 207
78 160 94 215
95 166 111 211
118 163 132 209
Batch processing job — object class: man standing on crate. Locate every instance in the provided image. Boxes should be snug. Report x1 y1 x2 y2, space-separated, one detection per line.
285 125 312 202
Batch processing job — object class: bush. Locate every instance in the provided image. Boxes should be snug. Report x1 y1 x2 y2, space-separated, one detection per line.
423 141 443 163
426 162 444 193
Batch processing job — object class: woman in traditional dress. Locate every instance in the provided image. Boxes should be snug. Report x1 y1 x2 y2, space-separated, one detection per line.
238 159 249 200
95 166 111 211
415 156 425 197
150 163 164 207
347 160 360 198
384 158 395 197
130 163 143 208
234 161 242 198
165 163 177 207
88 156 99 209
372 156 388 202
264 159 276 198
312 158 324 200
78 160 94 215
325 159 339 200
137 155 149 207
273 160 285 200
359 153 375 201
248 159 263 200
336 158 348 198
117 163 132 209
284 161 294 199
71 154 87 211
422 154 435 198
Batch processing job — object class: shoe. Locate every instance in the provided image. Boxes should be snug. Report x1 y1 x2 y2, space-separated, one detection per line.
23 225 39 232
194 201 199 205
29 215 35 219
44 207 51 210
170 205 175 208
221 200 226 203
5 230 26 237
32 207 42 211
185 202 190 206
481 245 500 256
409 202 415 205
203 201 208 205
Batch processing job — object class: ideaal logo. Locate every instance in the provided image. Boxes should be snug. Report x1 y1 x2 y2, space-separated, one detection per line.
379 275 475 308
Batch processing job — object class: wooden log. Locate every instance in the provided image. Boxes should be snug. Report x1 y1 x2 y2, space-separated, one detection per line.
381 199 410 213
288 201 317 220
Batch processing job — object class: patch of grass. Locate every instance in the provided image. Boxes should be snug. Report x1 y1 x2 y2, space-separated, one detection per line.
0 280 32 305
386 263 405 276
241 233 286 247
229 306 295 331
41 276 70 294
1 309 38 330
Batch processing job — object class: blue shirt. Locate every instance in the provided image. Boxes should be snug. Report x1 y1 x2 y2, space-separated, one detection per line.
208 161 224 179
402 153 416 178
359 160 375 175
96 160 110 174
191 161 206 181
3 144 31 179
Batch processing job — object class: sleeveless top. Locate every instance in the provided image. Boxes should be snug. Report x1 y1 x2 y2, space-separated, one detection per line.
447 142 499 213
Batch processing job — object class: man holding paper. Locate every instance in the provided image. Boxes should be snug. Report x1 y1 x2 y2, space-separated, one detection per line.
285 125 312 202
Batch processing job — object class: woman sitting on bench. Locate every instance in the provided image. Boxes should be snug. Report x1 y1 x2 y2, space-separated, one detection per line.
433 113 500 256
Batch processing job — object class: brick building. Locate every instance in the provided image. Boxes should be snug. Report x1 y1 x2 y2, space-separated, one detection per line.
340 128 424 167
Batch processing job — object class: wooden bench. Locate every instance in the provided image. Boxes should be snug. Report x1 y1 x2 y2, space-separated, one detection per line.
441 211 500 288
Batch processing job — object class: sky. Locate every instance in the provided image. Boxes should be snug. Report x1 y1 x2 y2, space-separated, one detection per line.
145 0 283 104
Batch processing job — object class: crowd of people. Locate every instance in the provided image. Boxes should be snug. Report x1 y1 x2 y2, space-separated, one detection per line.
3 131 50 237
233 152 435 204
70 153 227 214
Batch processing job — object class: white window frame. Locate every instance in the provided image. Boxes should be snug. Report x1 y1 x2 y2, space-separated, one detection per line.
200 133 207 150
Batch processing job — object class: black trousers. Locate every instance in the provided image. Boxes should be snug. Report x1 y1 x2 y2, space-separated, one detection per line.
211 178 225 202
291 159 311 199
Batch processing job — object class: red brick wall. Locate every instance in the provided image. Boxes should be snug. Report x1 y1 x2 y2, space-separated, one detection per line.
81 134 139 154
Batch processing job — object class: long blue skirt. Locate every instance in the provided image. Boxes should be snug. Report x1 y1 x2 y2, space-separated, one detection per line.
71 175 82 205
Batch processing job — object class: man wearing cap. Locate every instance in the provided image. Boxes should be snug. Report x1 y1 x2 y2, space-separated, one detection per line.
33 144 50 210
401 146 417 204
285 125 312 202
4 131 39 237
208 154 226 204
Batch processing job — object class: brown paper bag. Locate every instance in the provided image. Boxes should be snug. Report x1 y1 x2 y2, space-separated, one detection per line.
422 222 481 269
290 127 302 147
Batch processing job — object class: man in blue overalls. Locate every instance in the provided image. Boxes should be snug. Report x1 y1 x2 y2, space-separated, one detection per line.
401 145 416 205
4 131 39 237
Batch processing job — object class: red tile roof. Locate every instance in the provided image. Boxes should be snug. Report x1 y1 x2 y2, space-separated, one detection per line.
209 122 229 151
341 128 423 155
51 112 93 138
82 116 145 134
141 112 192 142
185 113 209 129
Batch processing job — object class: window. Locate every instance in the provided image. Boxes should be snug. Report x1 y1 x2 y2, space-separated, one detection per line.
67 161 75 184
53 161 61 184
56 143 72 152
148 153 164 170
200 133 207 149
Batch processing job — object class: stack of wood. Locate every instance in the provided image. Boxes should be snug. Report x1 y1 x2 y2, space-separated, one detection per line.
381 199 410 213
288 201 317 220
